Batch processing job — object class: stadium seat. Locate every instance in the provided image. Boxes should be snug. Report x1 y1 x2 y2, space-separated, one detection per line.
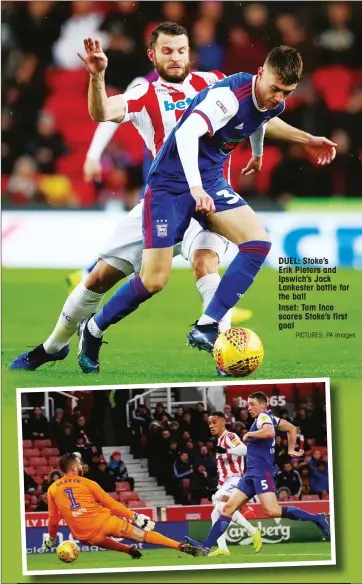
23 458 29 466
181 478 190 489
200 498 210 505
119 491 140 502
301 495 320 501
108 492 119 501
22 440 33 448
24 466 35 476
312 65 355 111
31 457 48 467
128 500 147 508
48 457 60 467
41 448 59 457
32 476 43 485
34 439 52 448
322 493 329 501
37 466 52 476
23 448 40 458
115 482 131 492
289 495 299 501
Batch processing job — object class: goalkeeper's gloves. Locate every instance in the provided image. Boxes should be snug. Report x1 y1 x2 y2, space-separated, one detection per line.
133 512 155 531
216 445 227 454
42 534 56 551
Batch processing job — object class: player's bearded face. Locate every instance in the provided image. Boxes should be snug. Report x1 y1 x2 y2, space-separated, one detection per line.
152 35 190 83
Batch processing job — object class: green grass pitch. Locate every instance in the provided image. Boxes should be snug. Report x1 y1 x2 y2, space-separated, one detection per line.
2 267 361 393
26 542 332 572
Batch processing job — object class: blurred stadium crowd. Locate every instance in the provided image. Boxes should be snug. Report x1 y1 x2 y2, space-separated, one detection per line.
22 383 328 511
2 1 362 209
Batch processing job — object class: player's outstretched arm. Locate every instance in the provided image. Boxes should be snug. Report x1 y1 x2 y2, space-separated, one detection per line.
243 424 275 443
45 491 60 545
265 117 337 165
278 419 302 457
77 38 126 123
84 122 119 182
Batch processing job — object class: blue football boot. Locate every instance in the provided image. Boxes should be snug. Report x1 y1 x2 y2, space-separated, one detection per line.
183 536 210 556
187 322 220 353
8 344 69 370
77 318 104 373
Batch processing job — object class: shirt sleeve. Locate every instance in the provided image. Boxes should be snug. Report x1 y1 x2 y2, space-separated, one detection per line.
192 86 239 136
89 480 134 521
47 490 60 539
121 82 150 124
256 413 273 430
225 432 242 449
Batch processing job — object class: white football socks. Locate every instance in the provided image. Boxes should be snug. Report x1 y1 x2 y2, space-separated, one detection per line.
87 316 103 338
211 507 229 552
43 283 104 354
196 273 232 332
215 501 257 536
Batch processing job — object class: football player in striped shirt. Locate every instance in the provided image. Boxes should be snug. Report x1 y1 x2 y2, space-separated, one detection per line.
207 411 262 556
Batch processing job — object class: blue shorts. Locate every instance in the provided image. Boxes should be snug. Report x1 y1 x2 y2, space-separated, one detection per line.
236 470 276 499
142 177 247 249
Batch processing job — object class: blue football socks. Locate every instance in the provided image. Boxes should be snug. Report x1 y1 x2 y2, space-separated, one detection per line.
94 275 152 331
205 240 271 321
282 506 321 523
203 515 232 550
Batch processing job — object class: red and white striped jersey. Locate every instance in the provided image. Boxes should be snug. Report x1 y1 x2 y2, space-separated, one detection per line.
217 430 245 486
121 71 225 158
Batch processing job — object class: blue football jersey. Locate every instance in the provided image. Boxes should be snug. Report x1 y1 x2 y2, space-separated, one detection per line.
148 73 285 190
246 409 280 474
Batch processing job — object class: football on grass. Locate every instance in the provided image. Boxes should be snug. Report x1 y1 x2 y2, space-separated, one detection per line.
213 327 264 377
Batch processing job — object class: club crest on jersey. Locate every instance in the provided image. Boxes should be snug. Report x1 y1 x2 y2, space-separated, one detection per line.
216 100 227 114
156 220 168 238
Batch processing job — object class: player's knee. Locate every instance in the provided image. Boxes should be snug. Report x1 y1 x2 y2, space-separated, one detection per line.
222 501 235 517
191 249 219 279
140 272 169 294
85 261 125 293
263 505 279 518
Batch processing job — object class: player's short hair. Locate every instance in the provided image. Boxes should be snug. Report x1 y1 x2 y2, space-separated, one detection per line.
210 411 226 419
248 391 268 404
265 45 303 85
149 22 189 49
59 453 81 474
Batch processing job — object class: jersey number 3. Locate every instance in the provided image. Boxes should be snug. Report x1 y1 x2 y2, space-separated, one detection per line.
216 189 241 205
64 488 80 510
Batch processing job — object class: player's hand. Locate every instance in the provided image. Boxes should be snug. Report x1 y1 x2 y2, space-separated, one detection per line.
133 513 155 531
83 158 102 182
304 136 337 165
190 186 215 215
42 535 56 551
215 445 227 454
243 432 251 443
77 38 108 76
241 155 263 176
288 449 304 457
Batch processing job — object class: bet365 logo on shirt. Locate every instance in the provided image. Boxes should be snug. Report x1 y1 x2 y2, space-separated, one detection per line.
163 98 192 111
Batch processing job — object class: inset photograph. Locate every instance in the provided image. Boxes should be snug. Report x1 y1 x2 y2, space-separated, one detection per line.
18 379 335 575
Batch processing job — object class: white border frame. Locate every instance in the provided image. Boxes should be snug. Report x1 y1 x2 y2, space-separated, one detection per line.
17 377 336 576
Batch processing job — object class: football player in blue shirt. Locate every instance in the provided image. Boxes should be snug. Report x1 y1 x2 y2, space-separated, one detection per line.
184 391 330 555
77 44 336 372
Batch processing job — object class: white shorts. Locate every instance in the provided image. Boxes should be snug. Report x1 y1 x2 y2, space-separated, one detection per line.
212 476 240 504
99 199 229 275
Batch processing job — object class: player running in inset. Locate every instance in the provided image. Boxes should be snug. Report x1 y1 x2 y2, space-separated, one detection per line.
41 453 201 557
184 392 330 555
207 411 262 556
76 42 337 370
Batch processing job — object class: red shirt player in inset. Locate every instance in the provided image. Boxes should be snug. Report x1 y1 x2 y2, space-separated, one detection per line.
207 410 262 556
